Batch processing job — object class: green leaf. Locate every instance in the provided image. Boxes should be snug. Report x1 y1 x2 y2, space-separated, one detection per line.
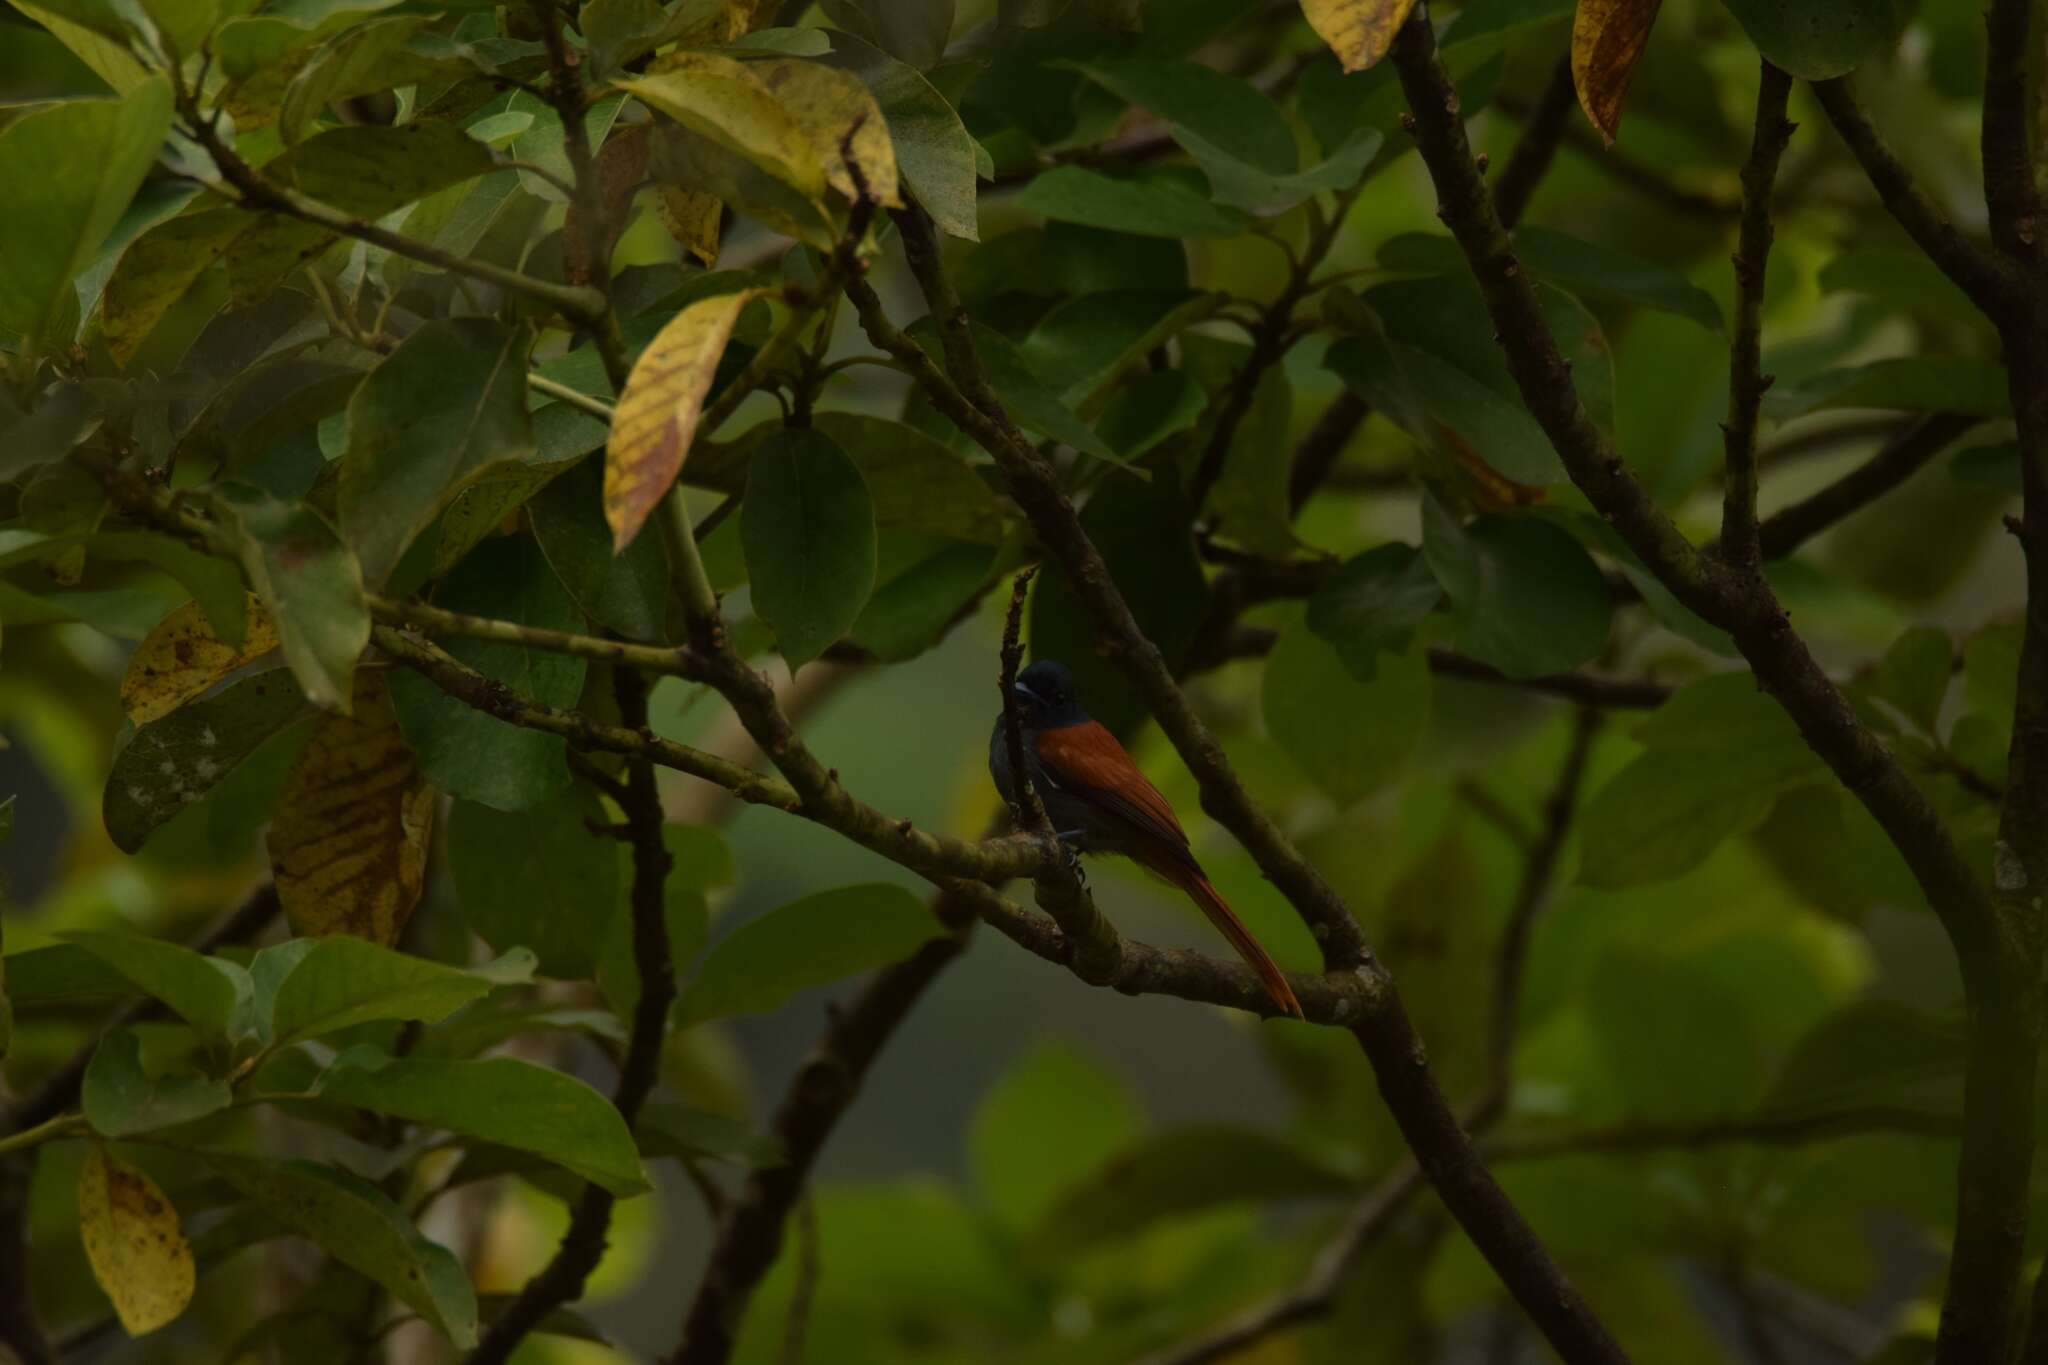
970 1041 1143 1230
1095 369 1205 458
594 863 709 1023
7 0 154 93
388 534 585 811
200 1155 478 1347
1819 248 1984 331
98 208 247 367
0 76 172 341
1579 673 1827 887
1589 948 1767 1120
263 936 536 1048
1263 618 1431 805
1206 366 1299 555
57 532 247 644
1860 626 1953 736
1423 510 1612 679
1950 442 2021 494
691 412 1009 544
1015 165 1254 239
318 1053 649 1195
63 930 253 1040
340 319 536 587
2 944 132 1007
1068 59 1297 177
209 0 411 80
1764 358 2010 422
1175 123 1382 215
213 486 369 711
82 1028 232 1137
823 29 980 239
741 428 878 668
638 1101 783 1167
819 0 954 68
1515 227 1724 334
278 16 455 143
508 90 627 204
102 668 312 853
1032 472 1207 737
1719 0 1912 80
675 883 939 1025
1020 290 1216 406
1762 1000 1963 1117
530 457 669 642
1306 543 1443 679
1040 1126 1351 1248
224 124 499 305
851 539 996 662
448 789 619 979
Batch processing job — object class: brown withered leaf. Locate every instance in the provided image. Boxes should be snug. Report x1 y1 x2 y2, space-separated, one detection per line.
567 123 652 286
1300 0 1419 73
121 594 281 726
78 1146 195 1337
268 669 434 944
655 186 723 265
603 287 759 550
1572 0 1665 144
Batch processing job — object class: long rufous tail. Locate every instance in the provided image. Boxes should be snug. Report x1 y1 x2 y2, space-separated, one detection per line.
1164 865 1305 1019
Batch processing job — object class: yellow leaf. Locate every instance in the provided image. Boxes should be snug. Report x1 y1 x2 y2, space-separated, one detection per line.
1300 0 1419 73
120 594 281 726
656 186 724 266
268 669 434 945
603 288 759 550
749 58 902 208
78 1146 195 1336
1571 0 1664 144
618 55 825 201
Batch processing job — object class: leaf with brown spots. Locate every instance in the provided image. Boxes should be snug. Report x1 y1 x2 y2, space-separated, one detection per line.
78 1146 195 1336
268 669 434 945
748 58 902 208
120 594 280 726
1572 0 1665 144
1300 0 1419 73
655 185 723 265
618 55 825 200
603 287 759 549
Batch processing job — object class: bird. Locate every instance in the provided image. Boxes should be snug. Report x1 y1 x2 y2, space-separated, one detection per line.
989 659 1306 1019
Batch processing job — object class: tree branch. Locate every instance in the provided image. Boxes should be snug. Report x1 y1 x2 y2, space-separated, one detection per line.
1747 412 1977 561
1287 391 1373 515
463 668 677 1365
1981 0 2041 265
1720 63 1796 574
1809 78 2017 323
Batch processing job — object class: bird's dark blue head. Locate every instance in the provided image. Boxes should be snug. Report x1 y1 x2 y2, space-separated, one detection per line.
1011 659 1088 729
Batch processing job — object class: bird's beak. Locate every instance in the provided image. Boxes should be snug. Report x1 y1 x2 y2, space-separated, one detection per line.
1011 681 1043 707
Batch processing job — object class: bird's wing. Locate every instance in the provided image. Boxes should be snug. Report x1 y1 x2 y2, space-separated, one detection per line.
1033 721 1191 851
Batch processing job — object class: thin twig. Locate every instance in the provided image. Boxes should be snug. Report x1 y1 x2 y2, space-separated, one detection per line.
777 1200 820 1365
1747 413 1977 560
1720 63 1796 574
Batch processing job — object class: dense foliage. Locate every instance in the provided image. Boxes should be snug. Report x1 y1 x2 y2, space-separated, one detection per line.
0 0 2036 1362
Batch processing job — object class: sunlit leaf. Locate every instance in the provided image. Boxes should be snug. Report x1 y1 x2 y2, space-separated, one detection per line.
1300 0 1419 73
604 286 757 549
0 76 172 341
749 57 902 207
79 1146 195 1336
619 55 825 199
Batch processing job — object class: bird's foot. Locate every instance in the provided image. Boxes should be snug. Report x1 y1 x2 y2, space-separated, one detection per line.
1053 833 1089 888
